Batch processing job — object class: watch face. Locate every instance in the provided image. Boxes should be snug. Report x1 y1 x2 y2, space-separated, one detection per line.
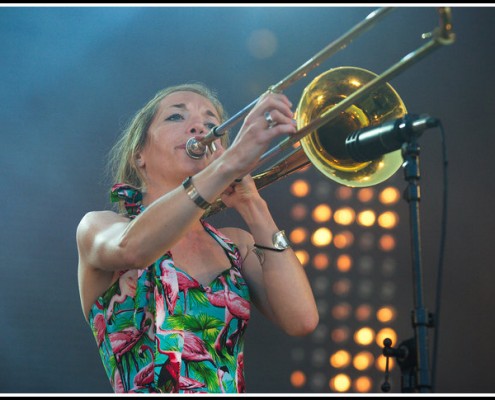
273 230 290 250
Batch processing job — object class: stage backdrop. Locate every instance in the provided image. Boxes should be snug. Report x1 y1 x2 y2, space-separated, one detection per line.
1 5 494 394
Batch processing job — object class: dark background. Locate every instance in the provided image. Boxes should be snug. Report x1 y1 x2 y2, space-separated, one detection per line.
1 5 494 394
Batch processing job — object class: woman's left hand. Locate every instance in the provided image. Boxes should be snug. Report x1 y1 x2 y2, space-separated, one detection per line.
220 175 261 212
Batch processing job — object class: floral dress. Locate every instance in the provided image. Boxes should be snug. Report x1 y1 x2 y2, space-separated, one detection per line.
88 184 251 393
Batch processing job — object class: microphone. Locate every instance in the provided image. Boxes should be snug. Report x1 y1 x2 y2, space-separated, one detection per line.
345 114 440 162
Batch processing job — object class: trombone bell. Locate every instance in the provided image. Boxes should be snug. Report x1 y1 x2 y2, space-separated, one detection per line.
296 66 407 187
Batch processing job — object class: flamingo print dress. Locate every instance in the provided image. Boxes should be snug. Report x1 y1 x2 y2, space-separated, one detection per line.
87 184 250 393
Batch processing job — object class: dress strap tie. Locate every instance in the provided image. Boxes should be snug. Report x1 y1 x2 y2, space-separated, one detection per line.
110 183 143 218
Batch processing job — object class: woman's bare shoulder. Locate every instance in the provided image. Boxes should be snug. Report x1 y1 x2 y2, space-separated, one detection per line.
76 210 129 241
79 209 127 225
217 226 253 245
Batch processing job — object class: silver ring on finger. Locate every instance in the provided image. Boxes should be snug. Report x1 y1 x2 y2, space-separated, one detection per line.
264 111 276 129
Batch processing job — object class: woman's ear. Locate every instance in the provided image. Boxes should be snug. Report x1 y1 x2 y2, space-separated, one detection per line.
136 153 145 168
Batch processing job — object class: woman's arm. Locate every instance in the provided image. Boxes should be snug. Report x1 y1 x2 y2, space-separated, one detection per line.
77 91 297 273
221 176 319 337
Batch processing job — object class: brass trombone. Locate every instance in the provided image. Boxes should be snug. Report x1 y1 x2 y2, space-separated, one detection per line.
186 7 455 218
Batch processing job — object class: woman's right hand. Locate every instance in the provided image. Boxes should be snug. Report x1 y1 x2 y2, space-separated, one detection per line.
223 91 297 176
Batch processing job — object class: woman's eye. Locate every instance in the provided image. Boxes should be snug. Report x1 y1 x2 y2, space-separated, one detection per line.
166 113 184 122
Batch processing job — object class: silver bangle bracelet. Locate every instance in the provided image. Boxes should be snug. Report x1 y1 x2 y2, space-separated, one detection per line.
253 243 286 252
182 176 211 210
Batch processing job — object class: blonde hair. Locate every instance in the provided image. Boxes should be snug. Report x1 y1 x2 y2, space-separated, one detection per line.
107 83 229 200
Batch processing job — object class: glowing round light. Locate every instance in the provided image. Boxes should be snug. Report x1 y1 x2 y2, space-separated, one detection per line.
355 304 373 322
353 351 375 371
290 203 308 221
379 186 401 205
336 186 353 201
376 327 398 348
313 253 330 270
290 179 310 197
294 249 310 266
331 302 352 320
379 234 396 251
290 370 306 388
357 188 374 203
312 204 332 222
333 278 351 296
376 306 397 323
376 354 395 372
333 231 354 249
334 207 355 225
311 227 333 247
354 327 375 346
353 376 373 392
329 373 351 392
247 28 278 59
378 211 399 229
331 327 350 343
336 254 352 272
330 350 352 368
290 227 308 244
357 210 376 227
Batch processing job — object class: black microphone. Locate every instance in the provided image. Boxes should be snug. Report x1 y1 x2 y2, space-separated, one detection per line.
345 114 440 162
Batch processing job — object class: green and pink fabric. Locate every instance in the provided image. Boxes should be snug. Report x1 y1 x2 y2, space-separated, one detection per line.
88 184 250 393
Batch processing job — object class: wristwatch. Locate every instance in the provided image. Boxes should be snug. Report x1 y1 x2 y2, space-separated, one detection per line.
272 230 291 251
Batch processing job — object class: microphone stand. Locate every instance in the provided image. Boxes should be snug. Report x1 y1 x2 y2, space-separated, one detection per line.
381 116 435 393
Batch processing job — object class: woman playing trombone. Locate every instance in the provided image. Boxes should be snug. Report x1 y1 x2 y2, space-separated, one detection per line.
76 82 319 393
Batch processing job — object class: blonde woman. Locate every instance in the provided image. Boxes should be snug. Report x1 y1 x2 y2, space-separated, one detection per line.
76 83 318 393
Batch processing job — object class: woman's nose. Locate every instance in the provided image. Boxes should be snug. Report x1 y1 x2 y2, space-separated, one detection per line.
189 120 205 135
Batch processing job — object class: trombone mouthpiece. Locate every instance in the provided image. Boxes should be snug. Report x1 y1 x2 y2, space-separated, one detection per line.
185 137 207 159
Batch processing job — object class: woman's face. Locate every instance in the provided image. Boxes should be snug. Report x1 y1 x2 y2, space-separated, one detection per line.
137 91 222 189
